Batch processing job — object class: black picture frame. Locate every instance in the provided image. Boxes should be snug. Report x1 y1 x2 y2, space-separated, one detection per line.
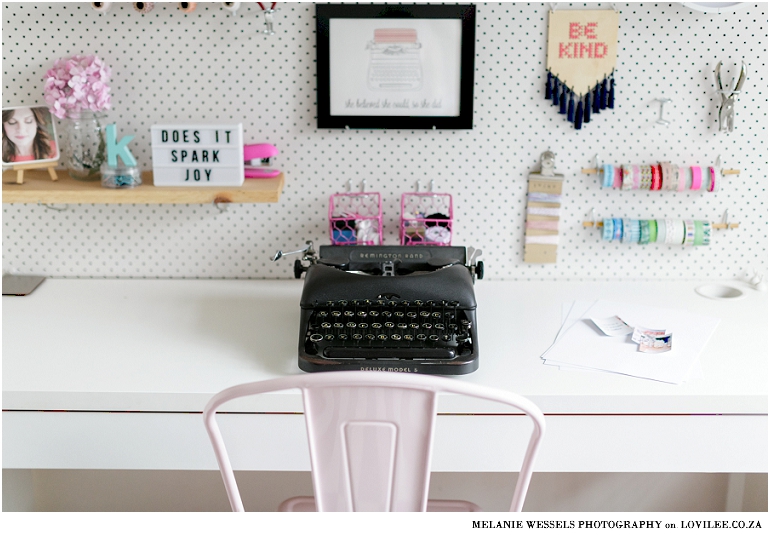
316 4 476 129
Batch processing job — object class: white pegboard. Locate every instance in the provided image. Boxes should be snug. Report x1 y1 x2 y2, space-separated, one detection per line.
2 2 767 280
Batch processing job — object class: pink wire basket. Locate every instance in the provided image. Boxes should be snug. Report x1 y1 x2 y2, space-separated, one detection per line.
400 192 453 246
329 192 383 246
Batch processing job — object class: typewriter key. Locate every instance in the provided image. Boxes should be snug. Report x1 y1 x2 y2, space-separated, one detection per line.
407 311 417 318
339 300 348 306
358 323 369 329
338 334 348 340
346 322 357 328
416 334 427 341
403 334 414 341
331 311 342 317
309 334 323 342
377 334 388 340
394 311 405 318
414 300 424 306
369 310 379 317
442 334 452 341
422 323 432 329
429 335 439 341
317 311 328 317
397 323 407 329
381 311 392 318
420 311 430 317
321 322 332 329
447 301 460 307
344 310 354 317
352 334 363 340
333 323 343 329
371 323 382 329
391 334 402 341
366 334 376 340
384 322 395 328
410 323 420 329
432 312 442 318
435 323 445 330
324 334 335 341
357 311 367 317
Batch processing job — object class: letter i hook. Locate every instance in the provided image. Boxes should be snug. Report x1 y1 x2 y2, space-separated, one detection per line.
653 98 672 126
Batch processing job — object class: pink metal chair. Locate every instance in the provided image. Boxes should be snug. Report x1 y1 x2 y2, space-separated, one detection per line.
203 371 545 512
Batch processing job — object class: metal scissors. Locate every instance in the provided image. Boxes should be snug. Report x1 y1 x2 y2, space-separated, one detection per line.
715 61 748 132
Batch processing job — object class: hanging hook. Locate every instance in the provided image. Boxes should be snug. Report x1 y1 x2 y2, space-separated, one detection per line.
213 197 231 213
37 202 67 212
652 98 672 126
258 2 277 35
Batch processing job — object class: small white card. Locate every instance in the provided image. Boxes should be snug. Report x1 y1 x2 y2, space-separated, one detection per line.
631 326 666 344
591 316 633 336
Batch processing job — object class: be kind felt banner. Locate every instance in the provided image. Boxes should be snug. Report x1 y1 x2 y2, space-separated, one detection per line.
546 10 619 130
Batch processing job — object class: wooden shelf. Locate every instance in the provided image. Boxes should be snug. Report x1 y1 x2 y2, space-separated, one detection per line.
2 169 284 204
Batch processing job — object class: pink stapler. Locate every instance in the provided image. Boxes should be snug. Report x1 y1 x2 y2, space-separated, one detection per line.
243 143 281 178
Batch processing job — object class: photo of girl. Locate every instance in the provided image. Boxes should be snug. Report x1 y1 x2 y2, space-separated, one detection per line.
2 106 59 164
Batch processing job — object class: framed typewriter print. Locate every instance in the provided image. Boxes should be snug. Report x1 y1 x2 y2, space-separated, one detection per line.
316 4 476 129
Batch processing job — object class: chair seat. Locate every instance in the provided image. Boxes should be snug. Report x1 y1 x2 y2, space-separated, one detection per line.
278 496 482 512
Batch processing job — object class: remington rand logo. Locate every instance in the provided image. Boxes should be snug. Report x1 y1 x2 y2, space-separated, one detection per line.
354 252 428 260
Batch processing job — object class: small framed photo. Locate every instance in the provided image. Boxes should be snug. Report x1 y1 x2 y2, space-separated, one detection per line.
316 4 476 129
2 105 60 165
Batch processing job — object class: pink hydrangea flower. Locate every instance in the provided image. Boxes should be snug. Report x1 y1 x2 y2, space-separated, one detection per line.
44 55 111 119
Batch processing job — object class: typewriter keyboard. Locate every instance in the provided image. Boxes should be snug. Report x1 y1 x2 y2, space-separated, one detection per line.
304 299 473 360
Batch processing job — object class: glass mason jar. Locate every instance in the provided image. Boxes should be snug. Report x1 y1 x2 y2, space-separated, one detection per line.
60 111 107 181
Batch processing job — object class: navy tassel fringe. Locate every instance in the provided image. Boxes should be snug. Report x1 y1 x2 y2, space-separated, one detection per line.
544 72 617 129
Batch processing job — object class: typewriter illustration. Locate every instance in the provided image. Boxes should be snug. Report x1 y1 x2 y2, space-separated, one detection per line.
273 243 484 375
366 28 423 91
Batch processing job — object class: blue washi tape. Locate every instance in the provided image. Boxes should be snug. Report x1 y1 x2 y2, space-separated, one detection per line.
602 218 614 240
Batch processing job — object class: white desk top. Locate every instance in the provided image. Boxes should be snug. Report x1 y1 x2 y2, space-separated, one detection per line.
3 278 767 415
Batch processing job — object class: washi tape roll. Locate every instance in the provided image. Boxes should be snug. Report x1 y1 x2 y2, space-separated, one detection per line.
701 221 712 246
602 219 614 241
613 166 623 188
133 2 154 13
602 164 614 188
683 219 696 246
613 218 623 241
656 218 667 243
91 2 112 13
632 165 642 190
639 220 650 244
621 165 633 191
648 219 658 243
665 219 685 245
629 219 641 243
690 166 702 191
711 167 721 193
693 220 704 246
677 166 687 192
178 2 197 13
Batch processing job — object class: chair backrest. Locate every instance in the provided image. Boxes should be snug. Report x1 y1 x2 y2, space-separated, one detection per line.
203 371 545 512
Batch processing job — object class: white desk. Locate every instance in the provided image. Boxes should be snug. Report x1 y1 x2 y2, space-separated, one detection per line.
3 278 767 473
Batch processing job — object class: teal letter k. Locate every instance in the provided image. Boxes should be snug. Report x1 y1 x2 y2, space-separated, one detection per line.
106 124 137 167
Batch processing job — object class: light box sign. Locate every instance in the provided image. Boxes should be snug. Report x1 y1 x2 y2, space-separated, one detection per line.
150 123 244 186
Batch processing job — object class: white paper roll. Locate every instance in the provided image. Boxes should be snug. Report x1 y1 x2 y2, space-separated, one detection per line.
91 2 112 13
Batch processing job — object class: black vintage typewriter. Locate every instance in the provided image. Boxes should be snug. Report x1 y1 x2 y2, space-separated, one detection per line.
273 242 484 375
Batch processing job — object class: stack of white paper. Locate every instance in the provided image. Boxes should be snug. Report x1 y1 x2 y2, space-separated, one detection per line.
541 300 720 384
